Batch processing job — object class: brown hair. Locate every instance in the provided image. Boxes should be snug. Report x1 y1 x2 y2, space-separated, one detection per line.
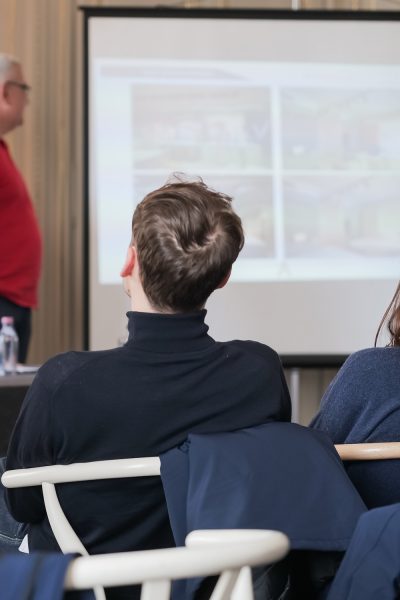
375 282 400 347
132 178 244 312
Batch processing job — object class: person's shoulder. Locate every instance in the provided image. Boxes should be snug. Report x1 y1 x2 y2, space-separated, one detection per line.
223 339 281 363
34 347 119 393
344 347 377 363
344 347 398 370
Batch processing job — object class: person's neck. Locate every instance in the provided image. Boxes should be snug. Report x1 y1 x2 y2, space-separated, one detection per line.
129 284 176 315
0 121 14 138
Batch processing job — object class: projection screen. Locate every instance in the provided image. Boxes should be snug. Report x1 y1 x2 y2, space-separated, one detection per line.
84 8 400 363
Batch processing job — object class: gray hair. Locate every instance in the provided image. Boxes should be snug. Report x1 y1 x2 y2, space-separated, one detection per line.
0 54 20 84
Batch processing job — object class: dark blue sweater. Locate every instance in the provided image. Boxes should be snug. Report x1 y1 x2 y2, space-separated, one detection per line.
310 347 400 508
6 310 291 555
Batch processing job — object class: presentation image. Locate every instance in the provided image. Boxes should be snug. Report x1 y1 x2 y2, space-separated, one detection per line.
284 176 399 258
131 83 271 171
93 59 400 285
282 88 400 171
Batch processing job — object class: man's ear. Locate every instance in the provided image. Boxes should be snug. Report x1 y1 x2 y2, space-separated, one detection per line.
1 82 12 103
120 246 135 278
216 269 231 289
0 83 7 105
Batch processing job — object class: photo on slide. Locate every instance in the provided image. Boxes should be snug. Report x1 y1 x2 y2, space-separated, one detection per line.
282 88 400 171
131 82 271 171
283 175 400 260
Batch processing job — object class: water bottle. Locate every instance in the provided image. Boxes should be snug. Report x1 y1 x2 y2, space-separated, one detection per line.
0 316 19 374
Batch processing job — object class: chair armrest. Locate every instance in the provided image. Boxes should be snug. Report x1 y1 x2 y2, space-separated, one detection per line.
335 442 400 461
1 457 160 488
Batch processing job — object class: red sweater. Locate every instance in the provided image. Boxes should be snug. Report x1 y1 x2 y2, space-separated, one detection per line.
0 139 41 308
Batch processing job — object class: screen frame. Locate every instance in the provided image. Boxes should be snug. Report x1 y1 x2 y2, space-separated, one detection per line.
81 6 400 367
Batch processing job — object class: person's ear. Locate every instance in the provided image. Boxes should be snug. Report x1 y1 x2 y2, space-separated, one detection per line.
0 83 7 105
120 246 135 278
216 269 231 289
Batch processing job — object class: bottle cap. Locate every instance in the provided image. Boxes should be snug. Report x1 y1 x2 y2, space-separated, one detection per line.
1 316 14 326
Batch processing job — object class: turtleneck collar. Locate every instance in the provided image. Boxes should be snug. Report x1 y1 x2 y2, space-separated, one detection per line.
125 310 215 353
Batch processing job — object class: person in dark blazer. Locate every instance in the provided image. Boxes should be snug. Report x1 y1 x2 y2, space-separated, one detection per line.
327 502 400 600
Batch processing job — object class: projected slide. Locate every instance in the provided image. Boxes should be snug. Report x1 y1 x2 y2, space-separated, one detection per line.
92 58 400 285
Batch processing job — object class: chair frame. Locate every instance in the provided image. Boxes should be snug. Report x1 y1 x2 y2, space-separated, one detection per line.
1 459 289 600
64 529 290 600
335 442 400 461
2 457 161 556
2 458 161 600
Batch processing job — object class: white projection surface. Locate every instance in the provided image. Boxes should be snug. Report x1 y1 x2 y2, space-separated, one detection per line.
87 11 400 358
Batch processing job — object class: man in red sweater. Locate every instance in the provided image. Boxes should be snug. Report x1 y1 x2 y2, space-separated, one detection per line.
0 54 41 362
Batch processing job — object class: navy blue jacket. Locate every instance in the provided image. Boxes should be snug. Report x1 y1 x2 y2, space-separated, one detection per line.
310 347 400 508
0 552 93 600
161 422 366 598
327 503 400 600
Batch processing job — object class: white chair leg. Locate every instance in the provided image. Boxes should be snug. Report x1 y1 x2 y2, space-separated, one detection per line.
232 566 254 600
140 579 171 600
210 566 254 600
209 569 240 600
42 482 88 556
42 483 106 600
93 586 107 600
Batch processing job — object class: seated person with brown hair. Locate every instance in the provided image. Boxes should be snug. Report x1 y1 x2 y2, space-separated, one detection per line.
310 281 400 508
2 176 291 599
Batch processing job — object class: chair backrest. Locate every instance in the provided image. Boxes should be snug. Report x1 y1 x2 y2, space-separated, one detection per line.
2 460 289 600
2 458 161 600
335 442 400 461
2 457 161 555
63 529 290 600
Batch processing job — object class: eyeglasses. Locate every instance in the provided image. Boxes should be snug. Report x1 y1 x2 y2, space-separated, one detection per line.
6 80 31 93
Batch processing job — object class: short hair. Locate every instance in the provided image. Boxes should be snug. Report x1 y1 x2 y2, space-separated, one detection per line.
132 177 244 312
0 54 20 83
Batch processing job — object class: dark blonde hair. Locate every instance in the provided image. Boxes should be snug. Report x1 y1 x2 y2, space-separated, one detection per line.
375 282 400 347
132 179 244 312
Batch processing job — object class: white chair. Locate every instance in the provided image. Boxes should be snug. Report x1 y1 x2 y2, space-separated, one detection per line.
2 459 290 600
2 457 161 557
2 458 161 600
335 442 400 461
63 528 290 600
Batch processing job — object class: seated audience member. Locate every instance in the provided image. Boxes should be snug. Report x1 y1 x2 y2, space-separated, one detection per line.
310 281 400 508
2 178 291 598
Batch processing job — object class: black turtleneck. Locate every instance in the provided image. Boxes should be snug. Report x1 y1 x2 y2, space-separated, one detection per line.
126 309 214 353
5 310 291 599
